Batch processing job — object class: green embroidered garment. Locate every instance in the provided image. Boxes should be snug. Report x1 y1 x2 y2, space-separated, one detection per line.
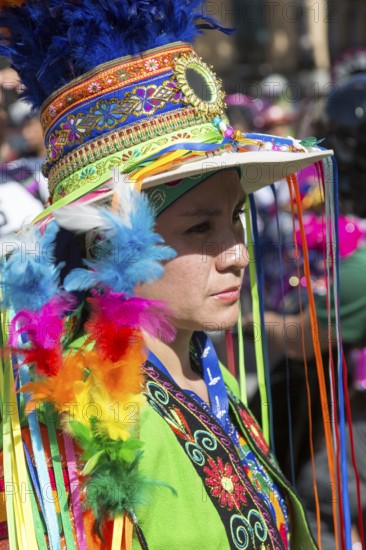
131 361 318 550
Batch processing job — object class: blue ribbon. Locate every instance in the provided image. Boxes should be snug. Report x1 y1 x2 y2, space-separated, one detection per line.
141 138 231 163
20 365 61 550
23 439 46 521
249 194 275 451
271 184 295 484
332 155 352 549
148 332 234 438
191 332 233 434
147 332 231 432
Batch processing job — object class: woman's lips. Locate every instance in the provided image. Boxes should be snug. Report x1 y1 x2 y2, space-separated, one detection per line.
211 287 241 302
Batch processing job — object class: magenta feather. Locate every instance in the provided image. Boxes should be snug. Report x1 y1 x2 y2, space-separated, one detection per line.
9 295 75 376
86 289 176 346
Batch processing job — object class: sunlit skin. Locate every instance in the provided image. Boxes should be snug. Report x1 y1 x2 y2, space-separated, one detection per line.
138 169 249 403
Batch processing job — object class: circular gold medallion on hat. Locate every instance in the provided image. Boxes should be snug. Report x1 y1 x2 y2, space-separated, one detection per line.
174 52 226 116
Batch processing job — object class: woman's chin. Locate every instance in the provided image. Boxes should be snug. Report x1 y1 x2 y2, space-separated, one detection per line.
198 302 240 332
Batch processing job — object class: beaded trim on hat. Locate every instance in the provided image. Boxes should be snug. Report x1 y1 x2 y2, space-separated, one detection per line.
47 107 213 194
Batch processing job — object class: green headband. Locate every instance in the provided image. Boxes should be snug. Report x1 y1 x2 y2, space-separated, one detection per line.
145 171 219 216
145 167 243 216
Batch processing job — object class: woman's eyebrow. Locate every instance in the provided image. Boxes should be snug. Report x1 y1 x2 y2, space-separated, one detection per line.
179 194 246 217
179 207 221 217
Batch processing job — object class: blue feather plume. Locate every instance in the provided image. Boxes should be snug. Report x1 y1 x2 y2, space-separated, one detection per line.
0 221 64 313
0 0 212 108
63 191 176 295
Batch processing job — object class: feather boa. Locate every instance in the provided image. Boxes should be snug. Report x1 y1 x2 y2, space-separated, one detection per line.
6 183 177 531
19 304 154 526
9 296 74 376
0 0 210 108
54 186 177 295
0 221 65 313
85 290 175 361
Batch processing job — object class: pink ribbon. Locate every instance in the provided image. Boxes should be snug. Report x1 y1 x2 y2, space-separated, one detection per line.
63 433 88 550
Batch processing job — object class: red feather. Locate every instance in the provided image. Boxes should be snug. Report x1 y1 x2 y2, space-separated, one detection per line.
11 345 62 377
86 290 175 362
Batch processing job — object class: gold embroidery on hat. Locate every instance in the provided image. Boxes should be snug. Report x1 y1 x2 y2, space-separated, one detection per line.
47 107 212 192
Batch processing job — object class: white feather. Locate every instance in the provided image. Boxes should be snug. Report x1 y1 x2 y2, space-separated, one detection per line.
53 175 138 234
53 204 107 233
112 174 137 228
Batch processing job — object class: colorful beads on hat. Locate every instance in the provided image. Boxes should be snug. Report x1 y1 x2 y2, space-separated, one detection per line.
212 115 235 138
212 115 222 128
224 126 235 138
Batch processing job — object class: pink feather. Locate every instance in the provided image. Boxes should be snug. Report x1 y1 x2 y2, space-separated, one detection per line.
86 290 175 360
8 295 75 376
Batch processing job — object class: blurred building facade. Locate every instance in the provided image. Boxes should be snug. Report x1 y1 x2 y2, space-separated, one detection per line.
194 0 366 91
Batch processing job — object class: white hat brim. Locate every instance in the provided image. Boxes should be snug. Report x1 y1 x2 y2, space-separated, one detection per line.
140 149 333 194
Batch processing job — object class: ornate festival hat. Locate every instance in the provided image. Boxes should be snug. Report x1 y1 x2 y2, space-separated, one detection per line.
0 0 332 219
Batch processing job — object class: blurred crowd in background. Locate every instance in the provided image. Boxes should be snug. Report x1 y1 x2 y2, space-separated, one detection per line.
0 63 48 237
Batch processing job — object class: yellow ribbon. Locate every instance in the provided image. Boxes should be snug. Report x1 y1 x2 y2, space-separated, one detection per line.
112 514 134 550
112 515 124 550
1 329 39 549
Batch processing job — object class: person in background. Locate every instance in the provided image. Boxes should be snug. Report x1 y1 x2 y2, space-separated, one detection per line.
247 74 366 549
0 98 44 235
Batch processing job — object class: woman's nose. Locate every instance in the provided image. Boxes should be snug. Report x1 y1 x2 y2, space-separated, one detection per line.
215 241 250 272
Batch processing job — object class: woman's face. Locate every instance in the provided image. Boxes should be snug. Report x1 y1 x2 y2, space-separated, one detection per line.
138 169 249 332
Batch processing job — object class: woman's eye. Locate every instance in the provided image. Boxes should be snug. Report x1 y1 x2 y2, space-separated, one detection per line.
233 208 245 221
185 221 210 234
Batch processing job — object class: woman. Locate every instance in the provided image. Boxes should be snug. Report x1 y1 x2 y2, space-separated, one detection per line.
130 168 316 549
0 1 332 548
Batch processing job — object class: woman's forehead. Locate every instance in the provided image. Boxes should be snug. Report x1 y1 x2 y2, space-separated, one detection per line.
158 169 245 220
170 170 244 212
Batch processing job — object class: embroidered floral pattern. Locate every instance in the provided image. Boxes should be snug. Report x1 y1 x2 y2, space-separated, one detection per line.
171 132 190 140
49 125 221 202
45 80 185 168
49 134 62 159
131 86 160 113
120 149 139 163
204 457 248 510
87 81 102 94
166 81 182 102
144 58 159 71
80 166 97 180
41 44 190 131
93 100 126 128
116 69 130 81
46 108 213 188
61 116 86 142
48 105 57 118
141 363 287 550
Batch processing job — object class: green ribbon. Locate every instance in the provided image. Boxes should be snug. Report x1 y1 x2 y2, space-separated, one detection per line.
27 471 48 550
237 301 247 406
45 403 76 549
245 201 270 444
